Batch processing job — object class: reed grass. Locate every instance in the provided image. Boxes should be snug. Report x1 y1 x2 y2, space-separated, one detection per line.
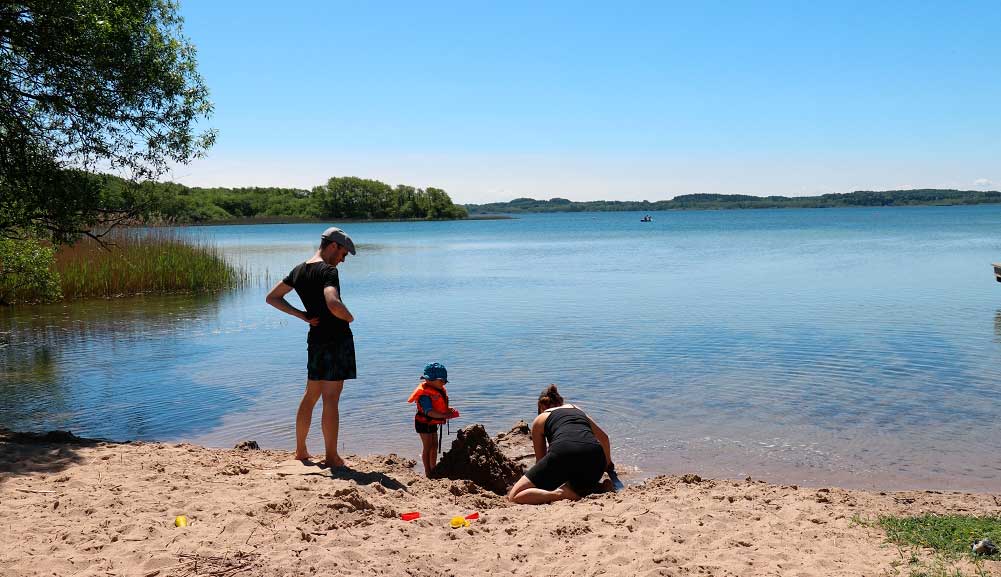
55 228 247 299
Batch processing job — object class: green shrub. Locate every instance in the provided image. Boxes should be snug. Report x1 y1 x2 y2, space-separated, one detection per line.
0 238 63 304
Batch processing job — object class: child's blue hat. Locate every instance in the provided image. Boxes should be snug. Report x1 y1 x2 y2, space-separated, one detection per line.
421 362 448 383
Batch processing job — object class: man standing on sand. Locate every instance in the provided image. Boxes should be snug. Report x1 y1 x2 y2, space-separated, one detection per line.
266 227 357 468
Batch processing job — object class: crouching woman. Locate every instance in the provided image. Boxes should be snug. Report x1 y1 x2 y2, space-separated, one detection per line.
507 384 612 504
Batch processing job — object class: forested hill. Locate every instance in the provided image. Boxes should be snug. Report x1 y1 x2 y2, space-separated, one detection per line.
464 189 1001 214
128 176 468 223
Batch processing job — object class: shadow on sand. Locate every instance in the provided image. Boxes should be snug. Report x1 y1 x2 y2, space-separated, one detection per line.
282 458 408 491
0 429 109 479
326 464 407 491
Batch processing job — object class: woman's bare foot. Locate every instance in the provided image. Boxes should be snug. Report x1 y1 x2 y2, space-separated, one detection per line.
293 451 313 462
323 454 345 468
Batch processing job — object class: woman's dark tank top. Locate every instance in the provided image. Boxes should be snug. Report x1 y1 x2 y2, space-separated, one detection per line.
544 407 600 448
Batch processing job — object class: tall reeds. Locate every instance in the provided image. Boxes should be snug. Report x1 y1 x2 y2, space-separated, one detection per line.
55 228 247 300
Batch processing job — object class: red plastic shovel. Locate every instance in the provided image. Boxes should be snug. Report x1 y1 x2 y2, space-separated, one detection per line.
400 512 420 521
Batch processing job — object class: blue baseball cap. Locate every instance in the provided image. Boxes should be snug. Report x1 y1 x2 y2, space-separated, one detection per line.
421 362 448 383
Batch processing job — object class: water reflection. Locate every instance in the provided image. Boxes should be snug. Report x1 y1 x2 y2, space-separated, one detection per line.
0 294 222 342
2 344 58 382
0 344 65 429
0 294 225 438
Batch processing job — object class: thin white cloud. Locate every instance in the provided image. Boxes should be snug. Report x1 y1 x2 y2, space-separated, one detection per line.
974 178 993 187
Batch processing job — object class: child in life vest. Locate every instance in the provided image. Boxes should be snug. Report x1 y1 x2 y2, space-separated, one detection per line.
407 362 459 477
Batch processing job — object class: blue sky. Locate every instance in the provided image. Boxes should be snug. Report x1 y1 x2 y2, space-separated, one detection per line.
173 1 1001 203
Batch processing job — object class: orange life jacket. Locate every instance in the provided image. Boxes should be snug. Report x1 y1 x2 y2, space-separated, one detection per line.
407 381 449 425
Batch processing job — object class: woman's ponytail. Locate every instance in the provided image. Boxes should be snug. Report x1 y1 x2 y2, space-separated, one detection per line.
538 384 564 409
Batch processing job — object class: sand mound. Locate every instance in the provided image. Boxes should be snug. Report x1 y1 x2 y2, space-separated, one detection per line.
430 424 523 494
492 421 533 470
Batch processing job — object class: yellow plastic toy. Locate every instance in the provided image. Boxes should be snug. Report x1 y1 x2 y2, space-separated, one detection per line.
449 516 469 529
174 515 188 527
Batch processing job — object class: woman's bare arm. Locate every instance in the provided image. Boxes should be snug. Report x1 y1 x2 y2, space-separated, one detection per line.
587 416 612 468
531 413 549 461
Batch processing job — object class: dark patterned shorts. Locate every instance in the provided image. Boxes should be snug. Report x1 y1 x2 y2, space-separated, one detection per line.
306 335 357 381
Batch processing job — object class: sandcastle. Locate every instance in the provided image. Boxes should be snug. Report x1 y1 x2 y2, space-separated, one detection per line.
429 423 527 494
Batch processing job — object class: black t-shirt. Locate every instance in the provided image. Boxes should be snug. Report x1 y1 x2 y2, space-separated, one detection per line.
282 261 351 343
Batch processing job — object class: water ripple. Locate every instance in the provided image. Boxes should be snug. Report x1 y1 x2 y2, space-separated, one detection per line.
3 207 1001 490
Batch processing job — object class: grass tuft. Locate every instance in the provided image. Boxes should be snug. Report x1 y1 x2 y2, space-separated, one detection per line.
879 514 1000 577
879 515 1001 558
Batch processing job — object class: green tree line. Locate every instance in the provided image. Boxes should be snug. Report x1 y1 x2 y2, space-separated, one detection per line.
145 176 468 223
465 189 1001 214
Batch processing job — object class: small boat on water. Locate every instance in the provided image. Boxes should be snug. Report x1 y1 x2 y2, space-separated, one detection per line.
640 215 652 222
994 262 1001 283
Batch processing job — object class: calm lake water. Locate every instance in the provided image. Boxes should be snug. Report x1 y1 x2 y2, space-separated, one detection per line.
3 207 1001 491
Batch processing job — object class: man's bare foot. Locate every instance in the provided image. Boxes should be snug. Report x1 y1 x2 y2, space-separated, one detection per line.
293 451 313 462
323 454 345 468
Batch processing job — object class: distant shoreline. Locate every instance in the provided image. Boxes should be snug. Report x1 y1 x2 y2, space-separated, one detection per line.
175 200 1001 226
165 190 1001 225
183 214 514 226
464 189 1001 215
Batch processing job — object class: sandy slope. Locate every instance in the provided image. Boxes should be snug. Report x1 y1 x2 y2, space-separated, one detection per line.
0 428 998 577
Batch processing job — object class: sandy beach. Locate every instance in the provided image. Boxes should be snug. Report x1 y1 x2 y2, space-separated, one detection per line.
1 426 998 577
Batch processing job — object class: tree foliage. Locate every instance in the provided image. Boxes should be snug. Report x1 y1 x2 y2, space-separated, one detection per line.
310 177 466 220
143 176 468 223
1 0 215 241
465 189 1001 214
